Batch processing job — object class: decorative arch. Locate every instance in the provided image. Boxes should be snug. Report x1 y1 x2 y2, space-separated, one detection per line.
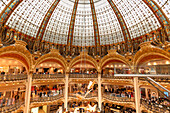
34 52 67 71
0 45 32 72
134 46 170 70
69 53 98 71
101 54 131 69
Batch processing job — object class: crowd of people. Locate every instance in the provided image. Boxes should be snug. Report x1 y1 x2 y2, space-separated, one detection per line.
103 86 134 99
0 90 24 107
67 101 98 113
31 85 64 98
70 69 98 75
71 84 98 96
0 70 27 75
141 97 170 109
103 103 136 113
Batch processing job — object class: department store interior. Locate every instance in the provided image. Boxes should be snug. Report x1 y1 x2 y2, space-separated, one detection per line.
0 0 170 113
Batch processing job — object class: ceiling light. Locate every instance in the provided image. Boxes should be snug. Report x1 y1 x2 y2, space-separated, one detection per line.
166 61 169 64
153 62 157 65
148 63 151 65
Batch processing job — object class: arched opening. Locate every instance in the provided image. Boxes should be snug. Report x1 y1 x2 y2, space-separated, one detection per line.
0 53 30 72
135 54 170 74
70 60 97 75
33 58 66 79
35 61 64 75
101 58 131 78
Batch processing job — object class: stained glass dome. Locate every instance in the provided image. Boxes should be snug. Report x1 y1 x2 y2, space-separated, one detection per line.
0 0 169 46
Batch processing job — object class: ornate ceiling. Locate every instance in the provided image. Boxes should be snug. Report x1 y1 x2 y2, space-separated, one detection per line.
0 0 169 46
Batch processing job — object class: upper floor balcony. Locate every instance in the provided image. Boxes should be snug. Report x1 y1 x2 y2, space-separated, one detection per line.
0 100 24 113
0 74 27 82
32 74 65 80
69 73 98 79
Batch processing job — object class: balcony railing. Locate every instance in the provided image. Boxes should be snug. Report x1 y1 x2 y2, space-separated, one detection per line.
101 74 133 79
103 94 134 102
69 93 98 99
32 74 65 79
0 101 24 113
31 94 64 103
69 73 98 78
141 99 170 112
0 74 27 81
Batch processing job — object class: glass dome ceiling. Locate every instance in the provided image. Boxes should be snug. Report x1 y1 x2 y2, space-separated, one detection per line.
1 0 169 46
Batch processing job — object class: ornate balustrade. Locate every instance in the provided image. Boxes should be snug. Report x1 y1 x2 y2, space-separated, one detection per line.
31 94 64 103
0 74 27 81
0 101 24 113
101 74 132 80
69 74 98 78
68 93 98 99
103 94 134 102
32 74 65 79
141 99 170 112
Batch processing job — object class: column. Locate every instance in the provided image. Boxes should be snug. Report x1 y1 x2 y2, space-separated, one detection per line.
47 105 50 113
0 36 3 47
145 88 149 99
49 67 54 74
69 84 72 93
134 77 141 113
64 73 69 112
98 73 102 112
24 72 33 113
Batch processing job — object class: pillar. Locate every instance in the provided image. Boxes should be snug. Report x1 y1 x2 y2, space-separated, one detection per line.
134 77 141 113
49 67 54 74
64 73 69 112
47 105 50 113
145 88 149 99
69 84 72 93
98 73 102 112
43 105 47 113
24 72 33 113
0 36 3 48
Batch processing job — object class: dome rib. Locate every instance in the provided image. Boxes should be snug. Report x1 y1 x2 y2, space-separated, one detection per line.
107 0 132 51
0 0 22 28
36 0 61 42
67 0 79 54
142 0 170 41
89 0 101 54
